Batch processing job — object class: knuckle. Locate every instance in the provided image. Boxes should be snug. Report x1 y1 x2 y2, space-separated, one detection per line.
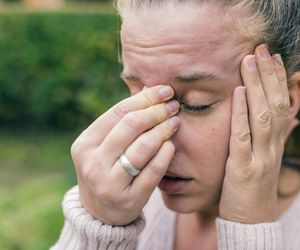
253 81 262 86
251 76 261 86
239 105 248 115
123 112 145 131
113 101 129 119
136 139 155 155
276 68 287 82
254 162 270 177
245 157 273 178
81 156 103 182
90 154 104 169
81 164 97 183
70 141 79 158
161 122 174 139
236 162 264 181
71 137 87 158
142 90 155 106
263 66 275 76
273 99 290 116
148 105 164 124
236 130 251 143
148 162 165 177
242 165 257 181
256 110 272 126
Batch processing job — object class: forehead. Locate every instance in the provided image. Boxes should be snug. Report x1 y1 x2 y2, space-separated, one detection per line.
122 4 226 39
120 3 248 83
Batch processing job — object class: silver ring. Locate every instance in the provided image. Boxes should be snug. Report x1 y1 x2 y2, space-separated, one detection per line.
118 154 141 177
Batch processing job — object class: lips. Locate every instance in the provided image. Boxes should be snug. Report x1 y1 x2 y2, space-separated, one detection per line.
158 172 193 194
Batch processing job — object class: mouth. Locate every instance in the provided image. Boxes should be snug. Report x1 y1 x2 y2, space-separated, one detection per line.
158 172 193 194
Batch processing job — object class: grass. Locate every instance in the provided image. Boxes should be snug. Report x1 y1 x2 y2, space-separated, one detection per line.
0 130 78 250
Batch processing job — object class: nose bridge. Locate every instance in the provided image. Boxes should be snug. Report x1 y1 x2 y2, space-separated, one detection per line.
137 55 172 87
144 80 170 88
142 70 173 88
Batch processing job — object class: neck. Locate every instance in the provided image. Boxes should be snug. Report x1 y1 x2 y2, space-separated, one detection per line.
178 206 219 233
176 209 218 250
196 206 219 228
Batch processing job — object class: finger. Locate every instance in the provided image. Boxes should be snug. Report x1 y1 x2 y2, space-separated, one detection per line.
110 116 180 187
272 54 288 94
78 85 175 145
130 140 175 200
255 45 290 141
241 55 271 154
228 86 252 165
272 53 290 138
98 100 180 165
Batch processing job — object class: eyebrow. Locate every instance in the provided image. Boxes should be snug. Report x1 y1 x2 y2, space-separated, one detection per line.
120 72 222 84
173 73 221 83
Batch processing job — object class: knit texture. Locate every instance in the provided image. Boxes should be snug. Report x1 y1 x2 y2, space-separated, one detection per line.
52 186 300 250
216 218 282 250
51 186 145 250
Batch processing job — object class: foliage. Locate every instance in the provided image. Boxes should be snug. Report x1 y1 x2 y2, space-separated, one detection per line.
67 0 110 2
0 131 77 250
3 0 21 3
0 12 128 130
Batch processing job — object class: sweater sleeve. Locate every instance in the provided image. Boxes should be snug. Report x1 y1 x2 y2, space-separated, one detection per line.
51 186 145 250
216 217 282 250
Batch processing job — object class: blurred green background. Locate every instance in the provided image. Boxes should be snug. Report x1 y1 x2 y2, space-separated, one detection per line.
0 0 299 249
0 1 129 249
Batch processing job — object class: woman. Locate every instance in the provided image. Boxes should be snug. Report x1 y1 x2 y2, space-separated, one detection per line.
52 0 300 249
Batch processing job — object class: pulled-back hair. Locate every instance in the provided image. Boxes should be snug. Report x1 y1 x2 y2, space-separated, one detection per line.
115 0 300 81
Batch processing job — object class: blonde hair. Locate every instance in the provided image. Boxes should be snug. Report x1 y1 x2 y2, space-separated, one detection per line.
115 0 300 81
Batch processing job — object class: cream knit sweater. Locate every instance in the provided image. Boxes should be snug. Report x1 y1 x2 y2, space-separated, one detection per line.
51 186 300 250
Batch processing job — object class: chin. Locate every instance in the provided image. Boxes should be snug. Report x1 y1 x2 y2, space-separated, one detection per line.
160 191 220 214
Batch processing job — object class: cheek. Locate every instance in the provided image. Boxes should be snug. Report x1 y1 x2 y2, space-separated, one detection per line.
183 118 231 160
176 102 232 169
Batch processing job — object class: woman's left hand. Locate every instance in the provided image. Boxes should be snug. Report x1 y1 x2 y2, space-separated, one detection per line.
219 44 292 223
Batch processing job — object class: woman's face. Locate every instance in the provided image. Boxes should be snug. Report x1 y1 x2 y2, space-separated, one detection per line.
121 3 250 213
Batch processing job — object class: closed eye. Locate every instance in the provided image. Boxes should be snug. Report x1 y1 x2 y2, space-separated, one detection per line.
180 102 214 114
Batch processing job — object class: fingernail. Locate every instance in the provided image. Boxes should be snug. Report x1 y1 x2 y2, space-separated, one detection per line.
166 100 179 114
247 56 256 70
273 54 284 66
169 116 180 129
159 86 174 99
259 44 270 58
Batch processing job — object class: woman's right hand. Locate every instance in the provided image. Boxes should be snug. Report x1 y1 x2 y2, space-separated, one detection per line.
71 85 180 226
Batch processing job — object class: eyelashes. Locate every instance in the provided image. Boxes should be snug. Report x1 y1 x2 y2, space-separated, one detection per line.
179 102 214 114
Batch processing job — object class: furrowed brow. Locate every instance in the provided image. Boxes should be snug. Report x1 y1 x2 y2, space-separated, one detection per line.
120 72 222 84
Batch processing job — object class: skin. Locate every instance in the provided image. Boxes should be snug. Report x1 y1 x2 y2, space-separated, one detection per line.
121 4 246 214
71 2 300 248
